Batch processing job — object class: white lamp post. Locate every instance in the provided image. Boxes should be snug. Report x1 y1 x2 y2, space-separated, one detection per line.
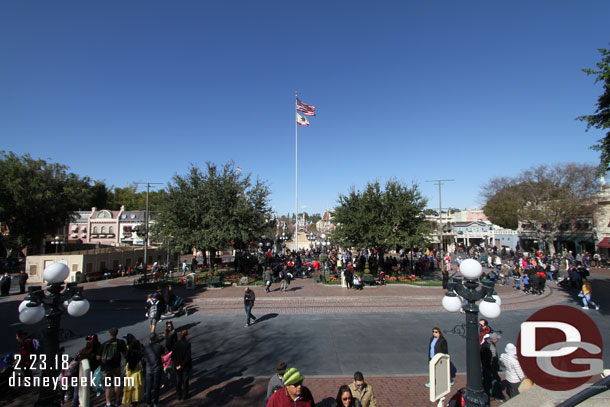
18 262 90 405
441 258 501 406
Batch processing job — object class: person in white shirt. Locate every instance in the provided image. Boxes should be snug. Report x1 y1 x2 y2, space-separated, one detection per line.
499 343 525 399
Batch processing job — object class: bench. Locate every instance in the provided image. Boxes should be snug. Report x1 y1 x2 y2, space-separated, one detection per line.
362 276 377 286
208 278 223 288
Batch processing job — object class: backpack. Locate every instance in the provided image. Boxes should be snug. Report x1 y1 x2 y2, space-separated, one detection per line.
101 340 120 366
148 300 158 320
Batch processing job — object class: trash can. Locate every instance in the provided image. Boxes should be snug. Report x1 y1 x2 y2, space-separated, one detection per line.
186 273 196 290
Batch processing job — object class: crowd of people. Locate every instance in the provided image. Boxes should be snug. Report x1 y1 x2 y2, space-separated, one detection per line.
264 363 377 407
9 324 191 407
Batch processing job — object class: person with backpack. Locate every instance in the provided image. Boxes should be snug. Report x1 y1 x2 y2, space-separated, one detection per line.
100 327 127 407
279 265 289 292
146 293 161 334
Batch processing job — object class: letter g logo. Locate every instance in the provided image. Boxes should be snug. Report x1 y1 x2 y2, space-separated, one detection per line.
517 306 603 391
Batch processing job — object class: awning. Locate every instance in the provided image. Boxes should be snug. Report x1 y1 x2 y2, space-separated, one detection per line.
597 237 610 248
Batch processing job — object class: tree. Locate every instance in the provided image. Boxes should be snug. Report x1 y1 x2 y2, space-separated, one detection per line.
0 151 93 255
332 180 429 264
153 162 271 272
578 47 610 172
481 163 599 254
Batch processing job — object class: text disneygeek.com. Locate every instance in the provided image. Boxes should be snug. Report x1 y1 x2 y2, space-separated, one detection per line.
10 373 134 391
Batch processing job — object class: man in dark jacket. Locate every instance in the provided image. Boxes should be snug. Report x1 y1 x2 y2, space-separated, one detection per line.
244 287 257 327
18 271 28 294
481 332 505 402
172 330 192 400
144 333 164 406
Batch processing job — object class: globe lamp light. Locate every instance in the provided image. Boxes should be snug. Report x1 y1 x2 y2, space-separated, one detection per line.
459 259 483 280
43 263 70 284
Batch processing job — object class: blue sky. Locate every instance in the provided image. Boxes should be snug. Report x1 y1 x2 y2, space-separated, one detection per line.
1 1 609 216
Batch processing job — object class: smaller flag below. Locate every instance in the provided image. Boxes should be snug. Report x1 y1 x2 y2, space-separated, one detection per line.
236 166 243 172
297 113 310 126
296 98 316 116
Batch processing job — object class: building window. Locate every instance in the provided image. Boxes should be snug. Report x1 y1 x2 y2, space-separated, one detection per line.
109 226 114 234
101 226 106 233
93 226 98 233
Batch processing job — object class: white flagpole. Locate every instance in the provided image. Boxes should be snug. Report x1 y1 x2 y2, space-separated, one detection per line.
295 91 299 254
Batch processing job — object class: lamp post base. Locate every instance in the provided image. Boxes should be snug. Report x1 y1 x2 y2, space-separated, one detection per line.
464 389 489 407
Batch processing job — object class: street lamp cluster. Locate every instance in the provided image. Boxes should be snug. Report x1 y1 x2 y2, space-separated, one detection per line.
50 236 64 254
441 258 501 407
18 262 90 406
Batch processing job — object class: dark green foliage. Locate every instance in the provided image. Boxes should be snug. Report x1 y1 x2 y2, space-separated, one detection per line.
578 47 610 172
152 162 271 271
332 180 430 254
0 151 93 252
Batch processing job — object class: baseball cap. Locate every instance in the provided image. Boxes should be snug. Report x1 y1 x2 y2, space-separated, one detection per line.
275 362 287 375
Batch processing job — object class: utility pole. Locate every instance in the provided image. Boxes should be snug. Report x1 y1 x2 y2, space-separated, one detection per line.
135 182 163 282
425 179 454 267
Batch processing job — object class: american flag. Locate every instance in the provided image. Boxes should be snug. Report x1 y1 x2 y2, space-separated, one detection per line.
236 166 242 172
296 98 316 116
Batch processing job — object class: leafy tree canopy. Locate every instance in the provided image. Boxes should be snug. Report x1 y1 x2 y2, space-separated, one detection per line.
332 180 430 254
0 151 94 253
153 162 271 270
481 163 599 253
578 46 610 172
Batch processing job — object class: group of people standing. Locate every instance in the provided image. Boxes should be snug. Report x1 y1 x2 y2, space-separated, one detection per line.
425 321 526 404
59 324 191 407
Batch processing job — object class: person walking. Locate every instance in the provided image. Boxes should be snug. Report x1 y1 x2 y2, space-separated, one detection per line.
100 327 127 407
244 287 257 327
146 293 161 334
144 333 164 407
264 267 273 293
580 278 601 310
336 385 362 407
279 265 289 292
499 343 525 399
265 362 287 406
425 327 449 387
172 330 192 401
266 367 315 407
348 371 377 407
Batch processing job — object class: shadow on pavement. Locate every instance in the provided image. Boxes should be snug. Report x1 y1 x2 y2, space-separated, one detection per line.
254 313 279 324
